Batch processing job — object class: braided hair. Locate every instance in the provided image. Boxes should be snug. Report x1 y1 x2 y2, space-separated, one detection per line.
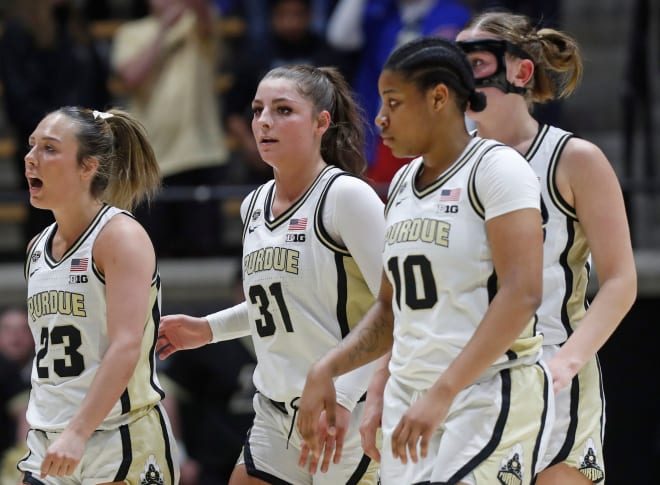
383 36 487 113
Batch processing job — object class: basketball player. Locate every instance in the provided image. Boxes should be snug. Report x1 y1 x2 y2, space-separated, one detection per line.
455 11 636 484
18 107 178 484
156 65 385 484
296 36 553 485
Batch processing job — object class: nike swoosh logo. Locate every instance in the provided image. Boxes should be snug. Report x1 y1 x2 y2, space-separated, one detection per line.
29 268 40 277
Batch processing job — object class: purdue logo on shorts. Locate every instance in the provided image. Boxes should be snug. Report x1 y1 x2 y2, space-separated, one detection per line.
497 444 524 485
578 438 604 483
140 455 165 485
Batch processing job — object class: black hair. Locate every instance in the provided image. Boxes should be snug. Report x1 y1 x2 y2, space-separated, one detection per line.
383 36 486 112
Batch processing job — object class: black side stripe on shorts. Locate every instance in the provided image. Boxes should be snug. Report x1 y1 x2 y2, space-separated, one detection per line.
429 369 512 485
22 471 46 485
530 363 551 479
549 373 580 467
346 454 372 485
154 404 176 484
113 424 132 481
243 428 293 484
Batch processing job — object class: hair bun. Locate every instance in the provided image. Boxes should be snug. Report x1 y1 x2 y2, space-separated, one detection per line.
468 91 487 112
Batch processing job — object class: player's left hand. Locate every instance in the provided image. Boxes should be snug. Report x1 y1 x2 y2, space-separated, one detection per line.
391 391 450 465
40 429 85 478
296 363 337 471
299 406 351 474
546 355 578 393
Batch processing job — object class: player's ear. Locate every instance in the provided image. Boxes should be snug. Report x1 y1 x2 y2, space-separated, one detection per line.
80 156 99 181
315 110 331 136
430 83 450 111
512 58 534 88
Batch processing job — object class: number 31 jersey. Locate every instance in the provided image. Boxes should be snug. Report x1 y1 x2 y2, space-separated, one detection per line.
241 166 375 404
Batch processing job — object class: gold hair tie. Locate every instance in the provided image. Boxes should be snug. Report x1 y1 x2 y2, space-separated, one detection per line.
93 110 113 120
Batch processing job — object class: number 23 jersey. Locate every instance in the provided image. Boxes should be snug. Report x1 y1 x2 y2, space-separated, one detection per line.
24 205 163 431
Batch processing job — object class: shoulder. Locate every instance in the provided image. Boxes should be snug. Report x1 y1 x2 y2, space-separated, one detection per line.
559 136 613 179
94 213 153 268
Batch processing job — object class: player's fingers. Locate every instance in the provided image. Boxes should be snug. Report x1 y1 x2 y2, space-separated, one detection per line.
407 431 419 464
298 442 310 468
391 422 409 464
307 444 320 474
325 405 336 436
320 434 335 473
419 430 430 460
333 425 347 465
156 341 176 360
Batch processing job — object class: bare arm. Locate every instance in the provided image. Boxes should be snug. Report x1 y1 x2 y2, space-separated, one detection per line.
296 271 393 460
391 207 543 463
40 214 156 477
549 139 636 389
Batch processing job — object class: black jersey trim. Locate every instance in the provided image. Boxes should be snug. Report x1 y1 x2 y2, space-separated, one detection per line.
335 253 350 338
24 227 51 280
467 143 506 219
264 165 337 231
414 138 489 199
242 184 265 243
43 204 112 268
558 218 576 338
384 160 417 216
314 171 353 255
547 133 576 219
149 275 166 400
523 124 550 161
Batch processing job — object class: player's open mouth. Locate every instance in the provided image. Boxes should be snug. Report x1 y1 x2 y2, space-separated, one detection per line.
28 177 43 190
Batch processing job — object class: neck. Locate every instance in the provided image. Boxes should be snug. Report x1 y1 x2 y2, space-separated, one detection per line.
419 126 472 184
271 158 327 216
52 199 104 245
475 99 539 152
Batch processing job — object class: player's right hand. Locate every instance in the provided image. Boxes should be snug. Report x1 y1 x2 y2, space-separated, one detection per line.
157 314 212 359
359 391 383 462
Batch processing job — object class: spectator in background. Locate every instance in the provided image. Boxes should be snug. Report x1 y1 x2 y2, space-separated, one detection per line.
0 306 31 484
0 0 110 249
326 0 471 185
224 0 348 186
112 0 229 257
228 0 338 43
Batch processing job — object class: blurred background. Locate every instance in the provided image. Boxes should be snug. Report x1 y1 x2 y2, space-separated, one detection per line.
0 0 657 483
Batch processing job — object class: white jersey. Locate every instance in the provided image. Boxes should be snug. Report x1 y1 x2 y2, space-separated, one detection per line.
526 124 590 345
384 137 543 391
25 205 164 431
241 166 379 405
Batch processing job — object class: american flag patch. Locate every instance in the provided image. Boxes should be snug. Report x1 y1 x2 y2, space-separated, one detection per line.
439 188 461 201
288 218 308 230
70 258 88 272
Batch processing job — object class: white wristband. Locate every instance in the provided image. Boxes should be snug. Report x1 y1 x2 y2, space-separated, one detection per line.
205 311 224 343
